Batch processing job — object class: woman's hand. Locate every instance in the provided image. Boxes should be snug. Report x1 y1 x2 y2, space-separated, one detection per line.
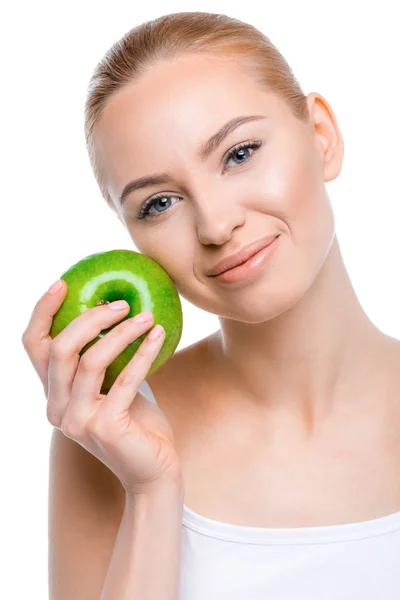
21 280 183 497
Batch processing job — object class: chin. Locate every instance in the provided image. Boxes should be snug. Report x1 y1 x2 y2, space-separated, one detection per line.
212 262 318 324
176 237 327 324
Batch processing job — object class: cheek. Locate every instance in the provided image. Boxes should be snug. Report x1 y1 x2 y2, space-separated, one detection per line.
267 133 334 253
292 151 335 267
256 135 336 299
295 193 336 307
131 230 194 287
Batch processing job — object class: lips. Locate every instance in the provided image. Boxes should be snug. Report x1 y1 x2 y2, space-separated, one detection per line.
207 233 280 277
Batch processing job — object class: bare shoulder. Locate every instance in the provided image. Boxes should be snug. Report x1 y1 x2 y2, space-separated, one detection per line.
145 332 215 417
384 335 400 385
146 332 213 392
380 334 400 416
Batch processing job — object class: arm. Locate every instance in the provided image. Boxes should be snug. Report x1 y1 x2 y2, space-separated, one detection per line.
100 484 184 600
48 427 127 599
48 427 184 600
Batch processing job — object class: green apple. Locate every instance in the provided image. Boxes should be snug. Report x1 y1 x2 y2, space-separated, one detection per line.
50 249 183 395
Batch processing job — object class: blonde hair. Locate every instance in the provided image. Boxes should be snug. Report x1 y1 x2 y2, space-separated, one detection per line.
84 11 309 212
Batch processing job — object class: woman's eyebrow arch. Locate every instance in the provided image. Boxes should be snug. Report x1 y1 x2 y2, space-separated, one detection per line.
198 114 267 161
119 114 267 205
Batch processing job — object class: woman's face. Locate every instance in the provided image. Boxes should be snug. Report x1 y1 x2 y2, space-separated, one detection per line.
93 53 342 322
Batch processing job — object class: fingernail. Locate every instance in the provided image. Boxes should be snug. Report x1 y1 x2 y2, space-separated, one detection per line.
132 311 153 323
148 324 164 340
109 300 129 310
47 279 63 294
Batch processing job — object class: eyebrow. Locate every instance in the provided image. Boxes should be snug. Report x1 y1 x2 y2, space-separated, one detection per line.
118 114 267 205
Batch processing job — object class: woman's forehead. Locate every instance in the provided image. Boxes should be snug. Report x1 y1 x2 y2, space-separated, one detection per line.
95 55 283 137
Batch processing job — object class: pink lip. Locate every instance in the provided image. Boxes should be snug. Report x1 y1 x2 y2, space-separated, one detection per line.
208 233 280 277
212 234 281 284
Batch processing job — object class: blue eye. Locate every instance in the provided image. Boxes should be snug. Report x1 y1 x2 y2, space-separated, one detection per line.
224 140 262 168
137 194 179 219
136 140 262 220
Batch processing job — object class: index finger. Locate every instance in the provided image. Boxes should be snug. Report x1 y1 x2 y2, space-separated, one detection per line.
21 280 68 388
22 279 68 347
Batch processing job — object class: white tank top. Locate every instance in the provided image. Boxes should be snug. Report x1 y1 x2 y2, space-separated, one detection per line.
139 379 400 599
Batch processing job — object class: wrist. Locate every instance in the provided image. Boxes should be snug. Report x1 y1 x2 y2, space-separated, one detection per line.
125 474 185 505
127 481 185 525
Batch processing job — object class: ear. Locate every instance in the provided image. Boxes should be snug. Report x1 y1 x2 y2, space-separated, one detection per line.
305 92 344 182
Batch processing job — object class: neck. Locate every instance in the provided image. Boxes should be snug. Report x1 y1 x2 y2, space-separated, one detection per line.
208 236 394 436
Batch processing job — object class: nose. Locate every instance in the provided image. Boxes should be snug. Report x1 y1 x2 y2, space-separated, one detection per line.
193 191 246 246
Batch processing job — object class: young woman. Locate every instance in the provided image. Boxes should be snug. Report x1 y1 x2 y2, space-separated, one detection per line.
22 11 400 600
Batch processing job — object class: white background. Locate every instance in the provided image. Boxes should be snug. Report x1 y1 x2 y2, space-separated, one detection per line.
3 0 399 596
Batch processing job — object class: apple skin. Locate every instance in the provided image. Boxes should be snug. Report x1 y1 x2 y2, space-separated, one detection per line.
50 249 183 395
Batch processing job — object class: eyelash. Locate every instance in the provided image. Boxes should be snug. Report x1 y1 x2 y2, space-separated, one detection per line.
136 139 263 220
